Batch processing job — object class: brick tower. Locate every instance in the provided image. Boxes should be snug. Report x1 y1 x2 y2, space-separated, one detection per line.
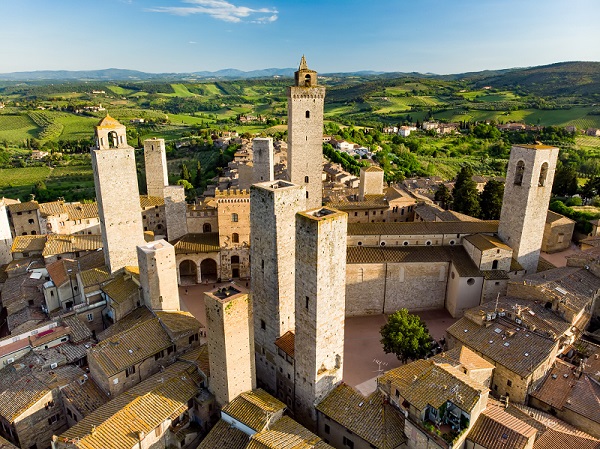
205 285 256 406
287 56 325 209
498 144 559 274
293 207 347 429
92 115 145 273
250 180 306 393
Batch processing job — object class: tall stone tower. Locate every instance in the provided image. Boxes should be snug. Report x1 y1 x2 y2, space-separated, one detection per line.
252 137 274 184
0 200 13 265
358 165 384 201
137 240 180 311
287 56 325 209
250 180 306 393
92 115 145 273
144 138 169 197
205 285 256 406
293 207 347 429
498 144 559 274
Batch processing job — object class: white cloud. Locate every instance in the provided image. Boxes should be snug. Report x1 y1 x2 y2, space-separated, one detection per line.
189 41 197 44
147 0 278 23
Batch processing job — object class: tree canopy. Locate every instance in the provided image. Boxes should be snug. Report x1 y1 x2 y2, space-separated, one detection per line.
380 309 432 363
479 180 504 220
452 165 481 218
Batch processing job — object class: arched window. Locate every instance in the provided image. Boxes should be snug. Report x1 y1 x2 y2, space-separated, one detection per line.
538 162 548 187
305 74 312 86
492 260 498 269
305 110 310 118
514 160 525 186
304 176 309 183
232 233 239 243
203 223 212 233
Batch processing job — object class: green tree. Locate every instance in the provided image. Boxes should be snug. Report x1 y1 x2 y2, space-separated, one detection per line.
194 160 203 188
434 183 453 210
479 180 504 220
552 162 578 196
380 309 432 363
180 162 191 182
452 165 481 218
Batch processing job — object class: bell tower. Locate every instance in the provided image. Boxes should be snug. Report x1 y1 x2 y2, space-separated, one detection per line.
287 56 325 209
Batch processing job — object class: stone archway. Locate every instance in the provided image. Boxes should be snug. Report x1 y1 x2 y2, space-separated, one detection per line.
200 258 218 282
179 259 197 285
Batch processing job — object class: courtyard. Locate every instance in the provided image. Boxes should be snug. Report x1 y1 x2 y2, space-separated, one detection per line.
179 282 456 395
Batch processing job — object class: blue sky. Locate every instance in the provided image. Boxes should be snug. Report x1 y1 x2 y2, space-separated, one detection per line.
1 0 599 74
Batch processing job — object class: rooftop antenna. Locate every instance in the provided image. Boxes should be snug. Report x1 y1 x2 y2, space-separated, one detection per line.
373 359 388 376
494 293 500 314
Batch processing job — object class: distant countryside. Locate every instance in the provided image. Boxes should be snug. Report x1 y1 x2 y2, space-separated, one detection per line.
1 61 600 203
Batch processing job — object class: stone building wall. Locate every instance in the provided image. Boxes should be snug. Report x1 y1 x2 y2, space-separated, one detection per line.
287 62 325 210
251 181 306 394
542 218 575 253
252 137 274 184
14 389 67 449
358 166 384 200
137 240 180 311
0 203 13 265
141 204 167 237
498 145 559 274
163 186 187 241
294 208 347 429
445 266 484 318
92 145 145 273
205 287 256 406
144 138 169 197
186 209 218 234
9 207 42 236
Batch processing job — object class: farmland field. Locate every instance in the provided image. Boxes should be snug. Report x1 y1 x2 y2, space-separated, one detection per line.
0 114 40 141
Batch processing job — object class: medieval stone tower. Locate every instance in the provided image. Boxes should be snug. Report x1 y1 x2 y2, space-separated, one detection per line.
498 144 559 274
143 138 187 241
137 240 180 311
92 115 145 273
205 285 256 406
287 56 325 209
252 137 274 184
250 180 306 393
144 138 169 197
358 165 385 201
293 207 347 429
0 200 13 265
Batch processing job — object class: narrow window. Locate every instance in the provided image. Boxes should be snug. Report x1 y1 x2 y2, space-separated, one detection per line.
232 233 239 243
231 213 238 222
514 160 525 186
261 319 266 330
538 162 548 187
305 110 310 118
305 176 309 183
492 260 499 269
305 296 309 309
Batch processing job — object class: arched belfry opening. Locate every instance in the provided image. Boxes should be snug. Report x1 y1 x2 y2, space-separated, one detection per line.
304 74 312 86
108 131 118 148
514 160 525 186
294 55 318 87
539 162 549 187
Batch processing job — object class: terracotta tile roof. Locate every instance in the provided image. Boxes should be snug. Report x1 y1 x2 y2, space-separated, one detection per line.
7 201 39 213
101 273 139 305
508 403 597 438
43 234 103 256
89 317 172 377
77 250 106 271
1 271 46 315
58 362 201 449
447 316 557 378
196 419 249 449
529 359 576 410
536 257 556 272
39 200 65 217
464 234 511 252
347 245 482 277
171 233 220 254
139 195 165 208
61 377 109 417
0 367 50 423
64 202 98 220
316 384 406 449
348 220 498 236
11 235 46 253
559 374 600 424
378 360 487 413
467 401 536 449
274 331 295 358
482 270 510 280
533 429 600 449
364 165 384 172
61 315 93 343
96 114 123 129
222 389 286 432
46 258 78 287
80 266 111 289
327 196 388 211
156 311 202 339
247 416 334 449
516 144 558 150
510 258 524 271
57 342 90 363
179 344 210 377
97 306 154 341
433 346 495 371
546 210 574 224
